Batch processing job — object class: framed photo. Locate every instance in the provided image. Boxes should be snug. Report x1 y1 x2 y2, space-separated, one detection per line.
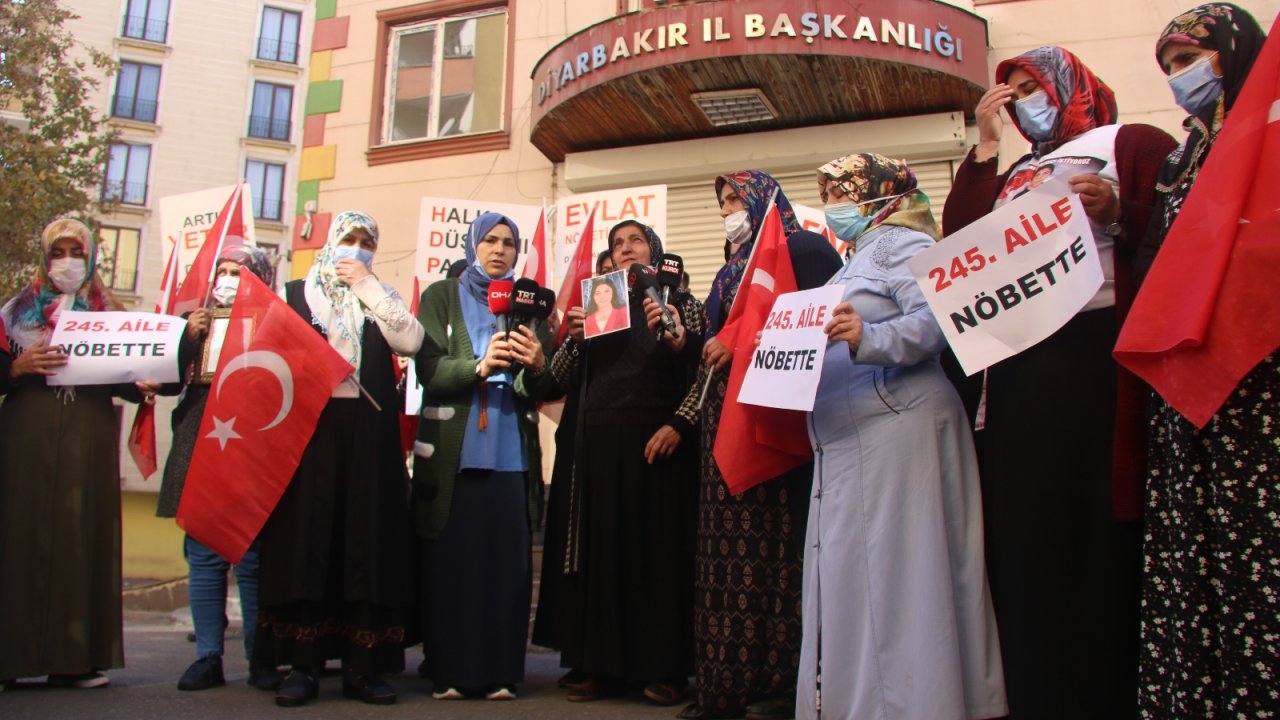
198 308 233 384
581 269 631 339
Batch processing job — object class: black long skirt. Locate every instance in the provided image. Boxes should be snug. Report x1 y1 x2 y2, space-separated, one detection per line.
421 469 531 690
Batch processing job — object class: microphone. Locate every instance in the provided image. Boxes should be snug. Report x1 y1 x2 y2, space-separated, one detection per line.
487 279 513 336
657 254 684 306
629 264 678 338
532 287 556 330
509 278 540 337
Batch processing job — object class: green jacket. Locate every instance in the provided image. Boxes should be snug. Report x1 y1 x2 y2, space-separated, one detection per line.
412 278 560 540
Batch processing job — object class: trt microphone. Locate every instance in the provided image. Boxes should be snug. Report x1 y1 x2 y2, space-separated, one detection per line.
487 279 514 335
629 264 678 337
657 254 684 306
509 278 541 336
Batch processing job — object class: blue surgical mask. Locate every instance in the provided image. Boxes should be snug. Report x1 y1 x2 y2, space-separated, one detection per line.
824 202 874 242
1168 54 1223 116
332 244 374 269
1014 90 1058 142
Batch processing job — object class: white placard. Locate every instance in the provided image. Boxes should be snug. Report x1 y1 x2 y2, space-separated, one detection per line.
47 311 186 385
158 184 257 282
554 185 666 284
404 358 423 416
906 181 1102 375
416 198 543 286
738 285 844 411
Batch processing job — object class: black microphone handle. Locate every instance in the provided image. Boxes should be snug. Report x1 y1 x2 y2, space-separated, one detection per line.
645 287 678 336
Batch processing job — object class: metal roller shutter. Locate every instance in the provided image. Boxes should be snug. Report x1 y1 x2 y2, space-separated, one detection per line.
664 160 956 300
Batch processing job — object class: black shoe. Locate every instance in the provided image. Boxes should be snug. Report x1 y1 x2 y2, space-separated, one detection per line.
275 670 319 707
248 663 284 691
745 696 796 720
177 656 225 691
342 671 396 705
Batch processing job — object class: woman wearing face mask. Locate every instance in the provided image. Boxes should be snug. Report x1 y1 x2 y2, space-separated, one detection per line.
684 171 841 720
801 153 1005 720
1129 6 1273 718
153 246 282 693
550 220 705 706
413 212 556 701
941 46 1176 719
257 211 424 707
0 219 152 689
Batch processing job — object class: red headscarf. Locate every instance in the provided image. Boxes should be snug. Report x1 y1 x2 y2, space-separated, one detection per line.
996 46 1118 156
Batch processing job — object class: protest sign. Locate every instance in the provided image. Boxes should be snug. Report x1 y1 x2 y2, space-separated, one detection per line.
47 311 185 385
159 184 257 281
554 185 666 282
906 181 1102 375
416 198 543 285
737 285 844 411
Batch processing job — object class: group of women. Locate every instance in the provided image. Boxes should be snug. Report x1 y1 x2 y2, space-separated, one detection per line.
0 3 1274 718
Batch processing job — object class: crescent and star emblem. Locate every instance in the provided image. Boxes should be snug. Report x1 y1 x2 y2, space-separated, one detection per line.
205 350 296 450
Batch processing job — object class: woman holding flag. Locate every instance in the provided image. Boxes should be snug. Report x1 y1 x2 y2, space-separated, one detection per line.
1120 6 1276 717
801 153 1005 720
683 171 839 720
0 219 147 689
257 210 423 707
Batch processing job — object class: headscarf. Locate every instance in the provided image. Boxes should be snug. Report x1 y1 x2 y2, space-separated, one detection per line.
216 245 275 287
304 210 379 376
996 46 1118 157
1153 3 1267 193
459 212 520 363
818 153 940 244
706 171 800 334
4 219 112 351
606 219 664 272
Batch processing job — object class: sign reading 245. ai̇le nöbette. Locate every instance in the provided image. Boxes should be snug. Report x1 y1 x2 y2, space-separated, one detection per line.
906 180 1103 375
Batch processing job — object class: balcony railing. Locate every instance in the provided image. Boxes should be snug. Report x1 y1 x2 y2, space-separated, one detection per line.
121 15 167 43
111 95 158 123
256 37 299 65
102 180 149 206
247 114 291 142
104 268 137 293
257 195 283 222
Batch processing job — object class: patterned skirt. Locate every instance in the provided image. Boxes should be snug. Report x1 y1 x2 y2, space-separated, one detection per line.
1139 353 1280 718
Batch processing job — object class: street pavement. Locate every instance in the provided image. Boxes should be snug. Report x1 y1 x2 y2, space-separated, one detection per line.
0 611 689 720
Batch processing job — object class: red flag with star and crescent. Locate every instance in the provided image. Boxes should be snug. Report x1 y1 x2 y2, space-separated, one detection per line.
176 272 353 563
1115 16 1280 428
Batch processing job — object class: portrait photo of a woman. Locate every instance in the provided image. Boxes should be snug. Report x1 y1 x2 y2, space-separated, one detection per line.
581 271 629 339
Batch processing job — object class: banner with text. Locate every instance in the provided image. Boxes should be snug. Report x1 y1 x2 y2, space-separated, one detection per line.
906 181 1102 375
738 285 844 411
554 185 666 282
158 184 258 282
48 311 185 386
416 198 543 286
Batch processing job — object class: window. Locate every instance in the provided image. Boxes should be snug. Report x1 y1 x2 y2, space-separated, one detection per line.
122 0 170 43
97 227 141 293
248 82 293 141
112 61 161 123
102 142 151 205
245 159 285 221
258 7 302 64
382 8 506 143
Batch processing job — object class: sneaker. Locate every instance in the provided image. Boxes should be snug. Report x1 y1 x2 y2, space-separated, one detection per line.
431 685 464 700
177 656 225 691
485 685 517 701
48 672 110 689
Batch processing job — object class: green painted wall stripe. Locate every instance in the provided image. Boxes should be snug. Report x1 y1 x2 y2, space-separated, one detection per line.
315 0 337 20
305 80 343 115
296 180 320 213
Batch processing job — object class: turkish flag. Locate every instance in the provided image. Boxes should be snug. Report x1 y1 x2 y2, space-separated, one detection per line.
713 204 811 495
1115 18 1280 428
172 183 246 315
127 403 158 479
522 206 549 287
554 207 597 344
176 272 353 563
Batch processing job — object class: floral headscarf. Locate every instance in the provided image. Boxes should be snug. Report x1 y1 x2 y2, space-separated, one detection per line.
4 219 112 351
706 171 800 335
1153 4 1266 193
818 153 940 243
996 46 1118 157
216 245 275 288
304 210 379 376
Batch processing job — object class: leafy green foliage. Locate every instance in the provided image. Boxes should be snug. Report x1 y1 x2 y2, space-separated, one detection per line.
0 0 117 298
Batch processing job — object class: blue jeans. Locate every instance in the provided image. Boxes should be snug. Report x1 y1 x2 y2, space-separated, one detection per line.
185 535 259 660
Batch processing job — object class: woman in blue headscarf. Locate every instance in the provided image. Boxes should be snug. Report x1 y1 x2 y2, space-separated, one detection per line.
413 212 558 701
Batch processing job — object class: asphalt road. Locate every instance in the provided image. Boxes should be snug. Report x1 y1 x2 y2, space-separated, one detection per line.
0 611 691 720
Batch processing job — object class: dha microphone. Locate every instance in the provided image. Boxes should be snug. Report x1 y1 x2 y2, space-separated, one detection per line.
487 279 514 335
657 253 684 306
629 264 678 338
532 287 555 328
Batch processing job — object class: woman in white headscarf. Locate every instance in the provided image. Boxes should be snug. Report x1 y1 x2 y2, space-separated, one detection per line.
0 219 149 689
257 211 423 707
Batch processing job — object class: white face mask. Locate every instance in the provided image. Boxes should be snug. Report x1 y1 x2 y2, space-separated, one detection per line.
724 210 753 245
212 275 239 307
48 258 87 294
